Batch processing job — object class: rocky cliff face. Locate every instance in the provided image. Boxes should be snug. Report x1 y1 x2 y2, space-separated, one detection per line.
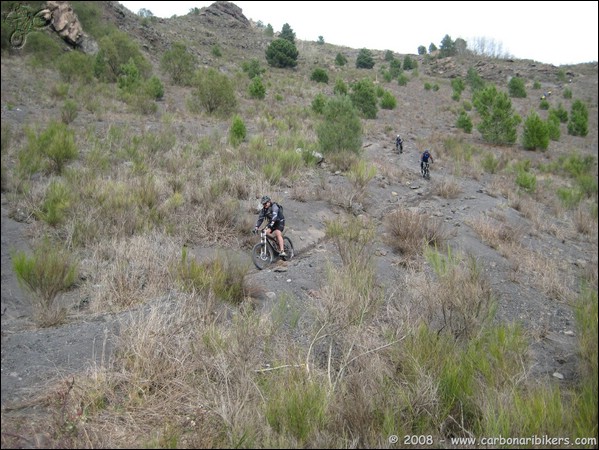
41 0 97 53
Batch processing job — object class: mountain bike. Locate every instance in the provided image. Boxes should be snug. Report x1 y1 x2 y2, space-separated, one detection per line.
421 161 431 179
251 229 294 270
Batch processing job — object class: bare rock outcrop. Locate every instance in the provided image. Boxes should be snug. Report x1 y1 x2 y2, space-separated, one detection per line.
199 1 251 28
41 1 98 54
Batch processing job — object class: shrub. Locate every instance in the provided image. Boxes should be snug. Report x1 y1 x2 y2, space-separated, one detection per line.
248 76 266 99
117 58 142 94
403 55 416 70
23 31 62 66
563 88 572 99
456 111 472 133
451 78 465 96
50 83 69 99
311 93 327 114
33 121 78 174
12 239 78 327
466 67 485 92
190 68 237 116
333 78 348 95
39 179 71 226
280 23 296 43
537 99 550 112
481 152 500 174
229 115 246 147
508 77 527 98
397 73 409 86
127 92 158 115
356 48 374 69
516 170 536 192
522 112 549 150
61 99 78 125
546 116 561 141
241 58 265 79
389 58 402 77
56 51 94 83
211 44 222 57
176 249 249 305
557 69 568 83
335 52 347 66
557 187 584 208
424 82 432 91
144 76 164 100
265 38 298 68
317 95 362 155
568 100 589 137
533 80 542 90
71 1 116 39
473 85 521 145
380 91 397 110
310 68 329 83
94 31 151 82
160 42 196 86
350 78 378 119
549 104 568 123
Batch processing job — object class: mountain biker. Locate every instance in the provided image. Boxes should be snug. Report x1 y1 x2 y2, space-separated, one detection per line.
395 134 403 153
254 195 286 257
420 149 434 175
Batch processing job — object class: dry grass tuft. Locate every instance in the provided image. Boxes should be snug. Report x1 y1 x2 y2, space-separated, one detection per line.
433 177 463 199
384 208 449 259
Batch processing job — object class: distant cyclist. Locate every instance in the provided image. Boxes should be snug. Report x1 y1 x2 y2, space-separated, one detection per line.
420 149 434 176
395 134 403 153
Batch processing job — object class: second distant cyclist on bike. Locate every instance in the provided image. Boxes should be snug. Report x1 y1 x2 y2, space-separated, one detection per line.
420 149 434 177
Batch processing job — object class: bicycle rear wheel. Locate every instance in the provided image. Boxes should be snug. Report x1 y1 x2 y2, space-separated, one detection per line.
252 243 274 270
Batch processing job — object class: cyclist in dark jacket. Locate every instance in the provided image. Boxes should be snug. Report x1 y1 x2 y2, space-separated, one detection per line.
420 149 434 174
254 195 286 257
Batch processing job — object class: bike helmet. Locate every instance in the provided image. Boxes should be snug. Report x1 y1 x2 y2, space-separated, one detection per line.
260 195 271 205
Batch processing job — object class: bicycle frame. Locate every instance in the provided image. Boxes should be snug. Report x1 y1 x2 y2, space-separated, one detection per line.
422 161 430 179
260 229 279 255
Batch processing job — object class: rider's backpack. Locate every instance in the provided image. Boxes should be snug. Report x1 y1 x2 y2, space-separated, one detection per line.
274 202 284 220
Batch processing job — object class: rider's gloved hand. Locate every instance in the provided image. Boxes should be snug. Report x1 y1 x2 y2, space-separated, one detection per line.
252 227 258 234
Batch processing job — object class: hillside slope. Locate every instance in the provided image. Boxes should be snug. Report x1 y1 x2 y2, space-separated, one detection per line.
1 1 597 447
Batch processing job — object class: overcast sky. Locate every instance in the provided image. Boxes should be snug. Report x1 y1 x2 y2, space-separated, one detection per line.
118 1 598 66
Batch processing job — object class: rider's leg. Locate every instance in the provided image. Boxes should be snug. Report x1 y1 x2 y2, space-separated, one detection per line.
274 229 285 253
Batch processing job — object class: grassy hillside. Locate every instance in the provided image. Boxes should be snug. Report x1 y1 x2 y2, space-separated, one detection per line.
1 1 597 448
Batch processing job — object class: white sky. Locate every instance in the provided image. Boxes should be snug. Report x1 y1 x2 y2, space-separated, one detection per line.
118 1 598 66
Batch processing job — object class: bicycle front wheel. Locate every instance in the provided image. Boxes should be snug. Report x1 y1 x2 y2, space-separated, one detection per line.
252 243 274 270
